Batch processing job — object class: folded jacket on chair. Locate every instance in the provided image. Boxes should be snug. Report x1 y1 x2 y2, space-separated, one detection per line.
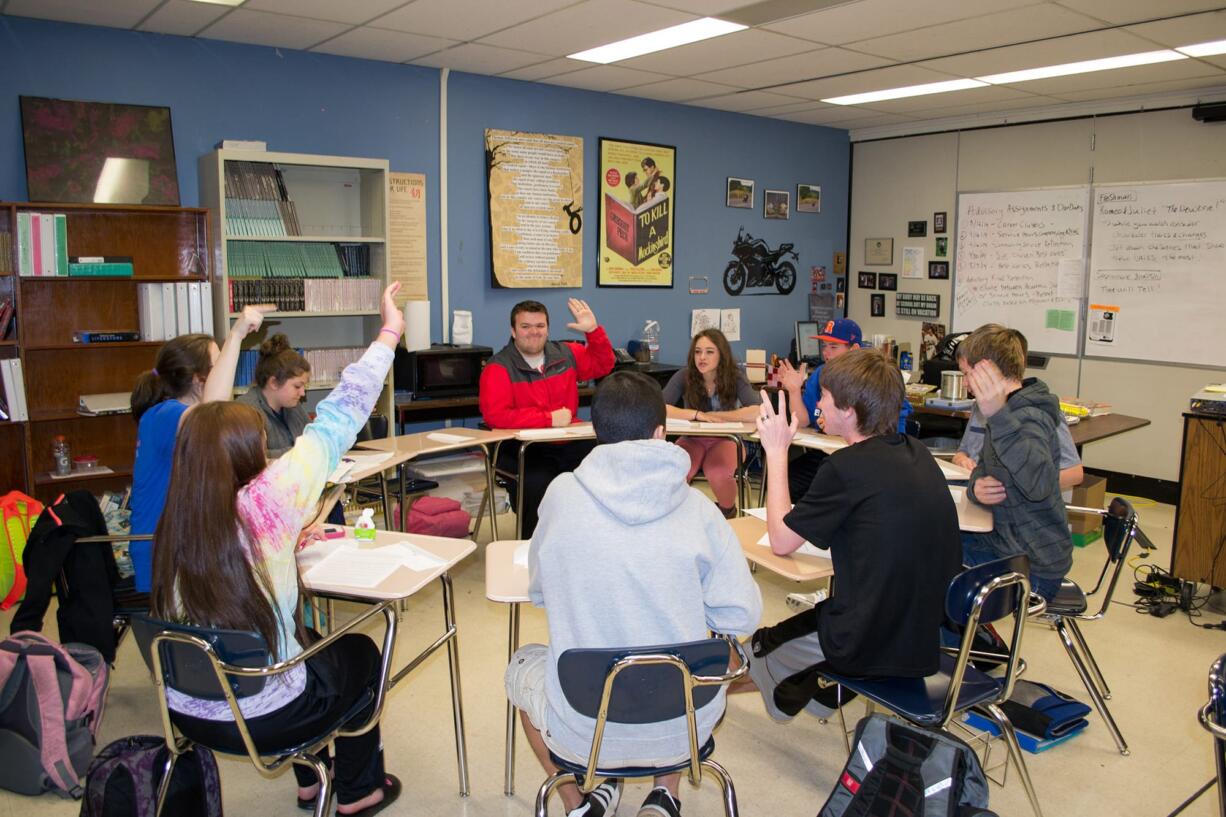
999 680 1091 739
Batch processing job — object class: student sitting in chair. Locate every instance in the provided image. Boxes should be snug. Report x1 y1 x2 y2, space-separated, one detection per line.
149 283 405 817
957 324 1073 601
747 349 961 721
661 328 761 518
237 333 311 458
506 371 762 817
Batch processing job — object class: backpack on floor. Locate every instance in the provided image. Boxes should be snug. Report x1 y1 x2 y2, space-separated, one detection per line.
80 735 224 817
0 491 43 609
0 631 109 798
818 713 995 817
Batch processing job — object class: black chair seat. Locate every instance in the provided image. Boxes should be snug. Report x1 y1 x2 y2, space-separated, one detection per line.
549 736 716 781
1044 579 1088 617
822 654 1005 727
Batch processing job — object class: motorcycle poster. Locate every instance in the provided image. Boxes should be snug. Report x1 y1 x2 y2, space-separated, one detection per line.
598 138 675 287
723 227 798 296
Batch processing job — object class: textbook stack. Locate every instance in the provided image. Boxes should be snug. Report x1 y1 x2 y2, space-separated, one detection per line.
228 278 380 313
136 281 215 341
13 212 69 276
232 346 364 390
224 161 302 236
227 241 356 278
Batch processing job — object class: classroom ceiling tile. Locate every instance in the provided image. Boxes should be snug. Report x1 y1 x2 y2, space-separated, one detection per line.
615 76 741 101
780 63 963 101
542 64 674 92
745 98 831 115
845 4 1108 63
615 28 815 75
835 111 918 129
477 0 695 56
890 92 1069 120
762 0 1038 46
1043 75 1226 102
197 8 349 50
3 0 161 29
1051 0 1226 26
1003 58 1224 97
854 83 1040 114
693 47 892 89
498 58 580 81
371 0 579 42
916 28 1166 78
137 0 230 36
412 42 554 73
242 0 407 26
692 89 817 111
639 0 746 13
1123 10 1226 49
311 27 457 63
777 104 880 125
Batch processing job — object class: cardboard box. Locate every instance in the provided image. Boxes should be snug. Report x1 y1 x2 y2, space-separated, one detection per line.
1068 474 1106 533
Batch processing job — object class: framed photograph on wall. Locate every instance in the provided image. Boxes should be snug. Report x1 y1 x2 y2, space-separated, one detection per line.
796 183 821 213
934 211 947 233
935 236 948 258
908 220 927 237
929 260 950 279
857 271 877 289
599 137 676 287
865 237 893 265
878 272 898 291
871 293 885 317
764 189 790 219
726 177 753 209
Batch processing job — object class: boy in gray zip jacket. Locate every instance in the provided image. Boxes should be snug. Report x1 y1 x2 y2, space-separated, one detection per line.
959 324 1072 600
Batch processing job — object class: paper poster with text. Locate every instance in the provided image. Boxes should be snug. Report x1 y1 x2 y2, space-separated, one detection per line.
599 138 675 287
486 129 583 288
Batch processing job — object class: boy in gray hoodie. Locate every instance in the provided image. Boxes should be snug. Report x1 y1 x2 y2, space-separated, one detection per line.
959 324 1072 600
505 371 762 817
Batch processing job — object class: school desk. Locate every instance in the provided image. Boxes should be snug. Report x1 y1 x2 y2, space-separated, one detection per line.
299 528 477 796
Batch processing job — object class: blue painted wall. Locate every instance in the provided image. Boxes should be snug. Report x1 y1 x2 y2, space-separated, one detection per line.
0 14 848 366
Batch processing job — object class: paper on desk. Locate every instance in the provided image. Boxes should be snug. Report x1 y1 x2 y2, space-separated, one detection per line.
328 450 395 483
377 543 446 571
427 432 474 445
513 541 530 568
743 506 829 559
304 547 403 588
666 418 745 432
518 424 593 440
937 458 970 479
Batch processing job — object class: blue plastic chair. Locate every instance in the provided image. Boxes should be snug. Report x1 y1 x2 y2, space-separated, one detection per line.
534 635 749 817
131 603 397 817
818 555 1044 817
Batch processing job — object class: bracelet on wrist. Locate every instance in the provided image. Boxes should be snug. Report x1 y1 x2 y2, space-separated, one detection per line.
379 327 400 341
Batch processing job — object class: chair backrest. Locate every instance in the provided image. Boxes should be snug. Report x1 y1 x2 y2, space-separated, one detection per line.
558 638 730 725
1087 496 1146 612
131 615 270 700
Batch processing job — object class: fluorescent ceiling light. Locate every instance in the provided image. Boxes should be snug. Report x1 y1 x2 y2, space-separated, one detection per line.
1177 39 1226 57
977 50 1185 85
823 78 987 106
568 18 747 64
187 0 245 6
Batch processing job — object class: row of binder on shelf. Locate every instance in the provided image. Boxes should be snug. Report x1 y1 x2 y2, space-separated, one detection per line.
234 346 365 389
224 161 302 236
137 282 216 341
0 233 11 272
0 358 28 421
13 213 136 277
227 241 369 278
228 278 381 313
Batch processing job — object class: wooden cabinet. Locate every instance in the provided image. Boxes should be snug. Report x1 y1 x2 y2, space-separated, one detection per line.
0 202 209 502
1172 412 1226 586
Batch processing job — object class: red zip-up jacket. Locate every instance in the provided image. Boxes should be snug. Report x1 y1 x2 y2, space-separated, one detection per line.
479 327 615 429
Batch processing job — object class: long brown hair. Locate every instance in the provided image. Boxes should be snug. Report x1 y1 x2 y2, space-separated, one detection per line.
149 401 281 653
253 333 310 388
684 328 739 410
131 334 215 422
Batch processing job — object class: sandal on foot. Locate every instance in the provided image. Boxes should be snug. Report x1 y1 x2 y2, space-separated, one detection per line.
339 775 402 817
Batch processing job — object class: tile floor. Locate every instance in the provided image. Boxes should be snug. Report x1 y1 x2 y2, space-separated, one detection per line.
2 496 1224 817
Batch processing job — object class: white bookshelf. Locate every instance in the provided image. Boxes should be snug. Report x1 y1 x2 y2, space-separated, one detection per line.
199 149 393 419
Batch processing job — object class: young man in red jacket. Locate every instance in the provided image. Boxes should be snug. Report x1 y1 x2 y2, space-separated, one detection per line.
479 298 614 536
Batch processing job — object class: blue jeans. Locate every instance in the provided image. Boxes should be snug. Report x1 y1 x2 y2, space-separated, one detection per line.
961 534 1062 601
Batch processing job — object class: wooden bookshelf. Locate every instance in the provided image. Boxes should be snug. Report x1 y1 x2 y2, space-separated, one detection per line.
0 202 210 501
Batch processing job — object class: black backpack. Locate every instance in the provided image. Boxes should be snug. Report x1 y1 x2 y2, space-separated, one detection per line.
79 735 223 817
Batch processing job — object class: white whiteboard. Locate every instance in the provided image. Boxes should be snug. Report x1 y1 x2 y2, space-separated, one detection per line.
1086 180 1226 366
953 187 1089 355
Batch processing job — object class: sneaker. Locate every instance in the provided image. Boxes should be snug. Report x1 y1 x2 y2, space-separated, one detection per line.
637 786 681 817
567 778 622 817
785 589 827 611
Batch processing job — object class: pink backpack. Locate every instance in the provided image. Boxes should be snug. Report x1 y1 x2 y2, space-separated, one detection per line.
0 631 109 798
406 496 472 538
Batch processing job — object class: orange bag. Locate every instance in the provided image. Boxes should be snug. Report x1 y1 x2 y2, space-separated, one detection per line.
0 491 43 609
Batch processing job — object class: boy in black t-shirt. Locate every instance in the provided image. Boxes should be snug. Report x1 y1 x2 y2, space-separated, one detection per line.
747 349 962 720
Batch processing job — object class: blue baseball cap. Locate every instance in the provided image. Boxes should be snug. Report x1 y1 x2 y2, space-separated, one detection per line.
813 318 862 346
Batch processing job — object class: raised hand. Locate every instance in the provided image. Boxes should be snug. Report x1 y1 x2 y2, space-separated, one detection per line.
233 304 275 339
755 388 798 457
565 298 598 333
379 282 405 339
778 359 808 392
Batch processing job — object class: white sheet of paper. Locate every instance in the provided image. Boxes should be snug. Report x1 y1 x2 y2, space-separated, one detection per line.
518 424 593 440
691 308 720 337
305 547 403 588
756 532 829 559
379 543 447 571
513 541 530 568
1056 258 1084 299
902 246 924 278
720 308 741 341
937 458 971 479
666 418 744 431
427 432 474 445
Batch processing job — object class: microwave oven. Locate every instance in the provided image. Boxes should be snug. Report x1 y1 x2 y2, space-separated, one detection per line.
394 344 493 398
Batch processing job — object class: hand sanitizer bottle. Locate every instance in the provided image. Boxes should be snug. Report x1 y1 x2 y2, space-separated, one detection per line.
354 507 377 542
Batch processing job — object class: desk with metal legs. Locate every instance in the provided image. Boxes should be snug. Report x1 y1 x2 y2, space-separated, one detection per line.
485 538 531 796
299 529 478 797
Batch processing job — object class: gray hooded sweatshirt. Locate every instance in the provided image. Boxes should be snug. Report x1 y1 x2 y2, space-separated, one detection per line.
528 438 762 765
966 378 1073 580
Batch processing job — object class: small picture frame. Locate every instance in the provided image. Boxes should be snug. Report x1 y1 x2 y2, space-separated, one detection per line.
833 250 846 274
870 293 885 317
865 238 893 265
935 236 948 258
764 189 790 219
933 211 947 234
726 177 754 209
835 292 845 312
928 260 950 280
836 276 846 293
908 220 927 237
878 272 898 291
858 271 877 289
796 183 821 213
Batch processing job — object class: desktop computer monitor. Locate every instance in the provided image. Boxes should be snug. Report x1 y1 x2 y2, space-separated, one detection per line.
796 321 822 363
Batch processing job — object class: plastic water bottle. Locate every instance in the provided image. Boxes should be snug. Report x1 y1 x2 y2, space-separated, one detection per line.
354 507 377 542
642 320 660 364
52 435 72 476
